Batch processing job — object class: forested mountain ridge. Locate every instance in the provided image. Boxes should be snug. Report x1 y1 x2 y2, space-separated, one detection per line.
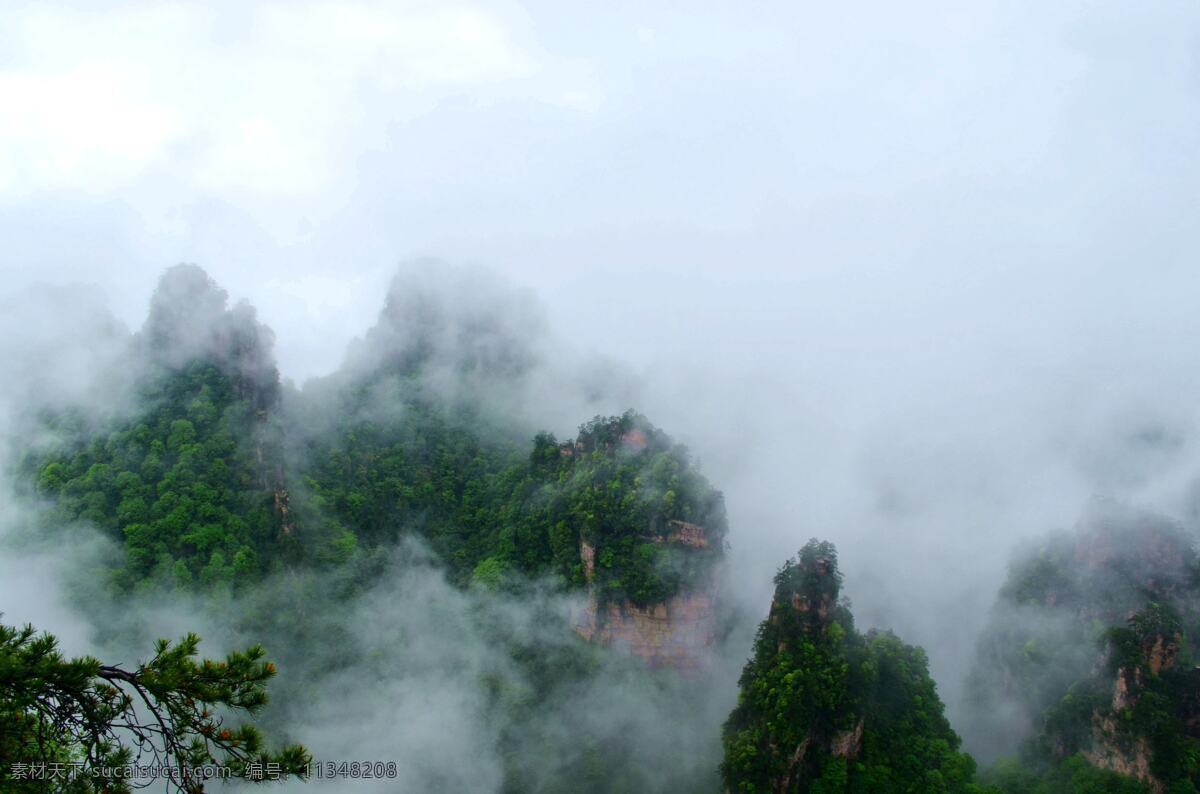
967 504 1200 793
23 266 290 591
1 263 739 791
13 264 1200 792
22 264 726 611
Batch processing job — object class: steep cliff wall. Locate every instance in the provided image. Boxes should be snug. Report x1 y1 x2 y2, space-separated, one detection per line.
571 528 718 673
963 506 1200 767
572 584 717 673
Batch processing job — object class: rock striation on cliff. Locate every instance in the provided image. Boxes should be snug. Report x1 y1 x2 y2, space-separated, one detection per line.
967 503 1200 790
571 524 718 673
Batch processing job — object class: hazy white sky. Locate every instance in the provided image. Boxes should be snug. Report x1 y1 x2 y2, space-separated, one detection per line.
2 0 1196 382
4 0 1200 704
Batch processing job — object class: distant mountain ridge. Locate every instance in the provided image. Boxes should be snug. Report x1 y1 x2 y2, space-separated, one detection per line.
24 265 727 654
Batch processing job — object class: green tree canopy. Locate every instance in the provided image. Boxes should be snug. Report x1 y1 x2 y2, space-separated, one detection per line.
721 540 981 793
0 620 308 793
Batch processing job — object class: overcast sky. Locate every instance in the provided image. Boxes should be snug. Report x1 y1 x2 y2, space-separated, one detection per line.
4 0 1200 710
3 0 1196 378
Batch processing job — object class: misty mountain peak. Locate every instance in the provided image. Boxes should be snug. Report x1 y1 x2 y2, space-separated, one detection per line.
345 262 546 388
140 264 279 408
771 538 843 629
144 264 230 354
722 540 976 791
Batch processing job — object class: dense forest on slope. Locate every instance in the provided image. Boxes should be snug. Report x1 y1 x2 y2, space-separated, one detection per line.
718 530 1196 794
296 402 727 606
3 265 733 791
10 264 1200 792
721 540 981 793
966 504 1200 793
20 265 725 608
28 357 287 591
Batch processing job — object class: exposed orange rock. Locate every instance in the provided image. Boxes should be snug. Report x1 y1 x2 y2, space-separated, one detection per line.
663 519 709 549
580 540 596 583
1085 712 1162 794
572 522 717 673
1146 633 1180 676
571 586 716 674
1111 667 1137 712
1080 634 1182 794
619 429 648 451
831 718 865 760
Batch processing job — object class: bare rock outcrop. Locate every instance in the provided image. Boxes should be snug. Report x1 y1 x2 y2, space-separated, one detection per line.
572 524 717 673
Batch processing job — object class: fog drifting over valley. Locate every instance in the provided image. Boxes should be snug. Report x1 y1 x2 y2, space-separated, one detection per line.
3 0 1200 782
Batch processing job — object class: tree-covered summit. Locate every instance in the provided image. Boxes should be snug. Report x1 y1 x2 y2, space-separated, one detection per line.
296 406 726 605
25 266 726 606
27 266 288 592
721 539 980 793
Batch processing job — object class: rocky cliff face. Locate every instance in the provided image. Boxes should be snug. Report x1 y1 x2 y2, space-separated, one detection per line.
1028 596 1200 791
1075 619 1200 794
1082 665 1167 792
963 504 1200 764
1085 715 1159 792
571 584 717 673
571 526 718 673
